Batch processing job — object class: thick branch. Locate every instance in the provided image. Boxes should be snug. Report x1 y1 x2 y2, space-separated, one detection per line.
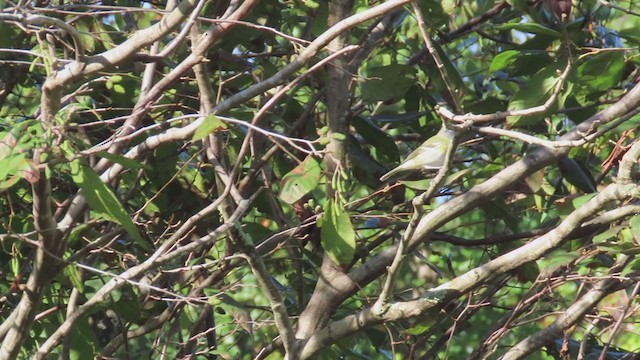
299 182 640 358
295 0 354 343
500 256 633 360
0 171 62 358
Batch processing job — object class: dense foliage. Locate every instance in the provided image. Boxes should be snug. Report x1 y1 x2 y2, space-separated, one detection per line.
1 0 640 358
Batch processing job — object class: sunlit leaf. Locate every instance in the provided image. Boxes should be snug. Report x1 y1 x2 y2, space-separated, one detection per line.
571 193 596 209
68 319 98 360
490 50 552 75
593 227 620 244
507 63 572 126
96 151 146 170
69 160 148 249
630 215 640 238
75 18 96 53
64 263 84 293
279 156 321 204
493 22 561 37
577 51 625 93
192 114 228 141
320 199 356 266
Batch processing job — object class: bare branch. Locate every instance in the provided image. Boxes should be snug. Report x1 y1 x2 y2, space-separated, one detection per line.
299 181 640 358
436 59 573 123
34 191 259 358
411 2 461 112
0 13 85 62
500 256 633 360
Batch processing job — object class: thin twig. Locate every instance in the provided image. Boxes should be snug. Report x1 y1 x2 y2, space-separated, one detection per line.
228 44 359 181
437 59 573 123
411 2 462 112
0 13 85 62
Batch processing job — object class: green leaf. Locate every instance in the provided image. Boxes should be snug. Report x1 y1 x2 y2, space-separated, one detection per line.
0 153 26 182
303 0 319 8
75 18 96 53
217 293 250 310
401 168 472 190
514 261 540 283
577 51 625 93
483 200 519 233
96 151 146 170
113 296 141 323
571 193 596 209
66 224 92 247
367 112 428 123
489 50 552 75
331 132 347 141
68 319 98 360
192 114 228 141
622 258 640 277
441 0 455 15
564 96 597 124
113 84 126 94
417 0 449 28
320 199 356 265
507 63 571 126
422 43 466 99
309 1 328 36
619 227 635 244
352 115 399 163
361 64 416 102
64 263 84 293
348 138 388 188
558 156 597 193
405 322 431 335
11 253 19 278
493 22 561 37
0 120 44 155
69 160 149 249
93 21 116 50
593 227 620 244
630 215 640 237
506 0 529 11
490 50 522 72
279 156 321 204
541 249 579 271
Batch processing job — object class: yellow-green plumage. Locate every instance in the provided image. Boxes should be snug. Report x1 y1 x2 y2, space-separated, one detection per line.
380 126 456 182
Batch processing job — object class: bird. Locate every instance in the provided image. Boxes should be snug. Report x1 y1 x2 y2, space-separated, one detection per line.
380 125 456 182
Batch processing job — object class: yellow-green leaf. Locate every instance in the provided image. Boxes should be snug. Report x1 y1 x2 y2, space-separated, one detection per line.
64 263 84 293
69 160 148 249
279 156 321 204
96 151 146 170
320 199 356 265
192 114 227 141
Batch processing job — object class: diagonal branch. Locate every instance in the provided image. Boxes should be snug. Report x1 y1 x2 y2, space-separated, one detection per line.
0 13 85 62
411 1 462 112
33 191 259 359
299 180 640 358
499 255 633 360
289 77 640 354
436 57 573 123
46 0 199 87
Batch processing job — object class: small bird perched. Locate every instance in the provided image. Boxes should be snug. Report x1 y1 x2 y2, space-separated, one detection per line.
380 124 456 182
